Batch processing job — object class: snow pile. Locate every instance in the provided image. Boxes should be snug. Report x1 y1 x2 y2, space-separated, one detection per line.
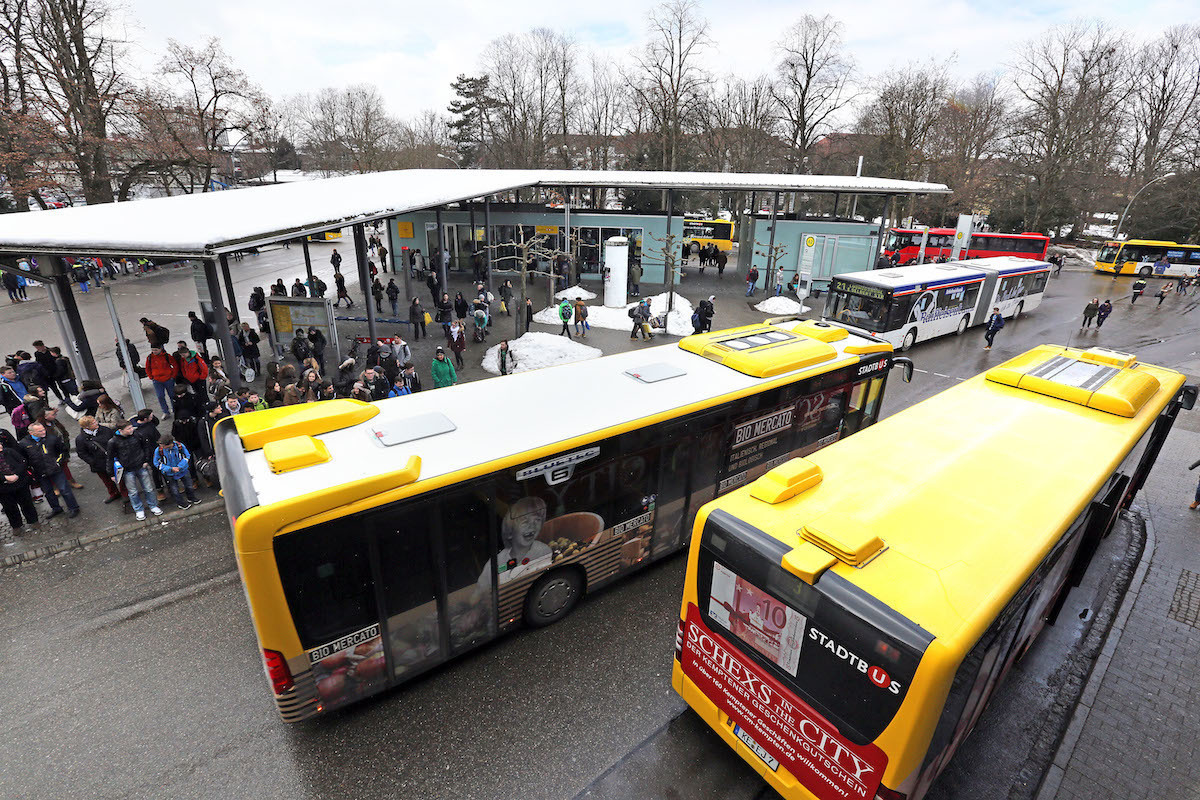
554 284 597 301
480 331 602 375
754 296 811 315
533 291 696 337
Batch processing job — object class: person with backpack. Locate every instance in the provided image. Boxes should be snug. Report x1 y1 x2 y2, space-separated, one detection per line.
140 317 171 349
983 307 1004 350
385 279 400 316
290 330 312 365
187 311 214 358
174 342 209 400
629 303 653 341
333 271 353 307
144 344 178 418
1132 277 1148 304
574 299 589 337
557 298 573 339
71 261 90 292
154 433 199 509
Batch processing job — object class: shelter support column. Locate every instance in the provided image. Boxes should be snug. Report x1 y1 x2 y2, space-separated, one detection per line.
665 189 675 312
484 200 494 298
387 217 410 304
435 207 447 290
354 223 378 343
208 257 241 389
302 239 314 287
875 195 893 266
51 257 99 382
220 256 239 323
766 192 780 292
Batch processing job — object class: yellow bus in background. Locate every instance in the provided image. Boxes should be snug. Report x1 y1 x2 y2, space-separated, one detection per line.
216 319 912 721
1094 239 1200 277
673 344 1194 800
683 218 736 252
306 230 343 242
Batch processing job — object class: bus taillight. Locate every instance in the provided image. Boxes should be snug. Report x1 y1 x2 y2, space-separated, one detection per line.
675 619 684 661
263 648 293 694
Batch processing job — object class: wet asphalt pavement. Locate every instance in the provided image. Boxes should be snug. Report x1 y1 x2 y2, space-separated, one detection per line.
4 258 1200 799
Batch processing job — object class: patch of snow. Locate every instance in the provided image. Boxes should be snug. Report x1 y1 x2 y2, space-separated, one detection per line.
481 331 602 375
534 291 696 337
554 284 596 301
754 296 811 315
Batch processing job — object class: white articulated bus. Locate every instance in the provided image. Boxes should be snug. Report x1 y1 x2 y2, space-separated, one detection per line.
824 257 1051 351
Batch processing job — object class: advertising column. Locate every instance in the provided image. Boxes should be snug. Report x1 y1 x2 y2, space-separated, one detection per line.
603 236 629 308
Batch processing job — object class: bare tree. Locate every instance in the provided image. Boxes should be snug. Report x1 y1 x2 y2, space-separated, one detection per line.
578 56 626 205
855 59 952 181
0 0 55 210
1125 25 1200 183
480 29 566 169
627 0 711 172
27 0 126 204
341 84 396 173
1008 22 1133 234
772 14 856 172
696 76 780 214
156 37 261 192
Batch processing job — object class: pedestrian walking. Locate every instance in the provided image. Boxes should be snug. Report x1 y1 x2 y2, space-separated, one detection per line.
409 297 427 340
187 311 214 358
20 422 80 518
629 303 652 341
371 278 384 313
140 317 171 349
426 271 440 304
144 344 177 418
378 244 388 272
525 298 534 333
0 436 37 532
333 271 353 307
107 419 162 520
3 270 20 303
431 346 457 388
1156 285 1169 307
574 299 589 337
716 250 727 278
1081 298 1099 328
386 279 400 316
746 267 760 297
330 249 342 271
1132 277 1147 303
437 293 454 335
454 291 469 322
500 280 514 315
983 307 1004 350
558 298 573 339
497 340 518 375
446 321 467 368
1097 299 1113 328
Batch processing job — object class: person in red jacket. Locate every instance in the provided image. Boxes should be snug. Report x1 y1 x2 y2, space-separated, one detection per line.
173 341 209 401
144 344 178 418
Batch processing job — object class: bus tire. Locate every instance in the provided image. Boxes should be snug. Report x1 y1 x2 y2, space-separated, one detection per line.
956 315 970 335
901 328 917 351
524 568 584 628
1139 266 1152 277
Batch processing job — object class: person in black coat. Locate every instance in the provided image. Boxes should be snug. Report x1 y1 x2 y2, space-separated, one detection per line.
307 327 327 374
409 297 426 340
0 435 37 530
19 422 79 517
453 291 469 321
75 416 122 502
188 311 214 358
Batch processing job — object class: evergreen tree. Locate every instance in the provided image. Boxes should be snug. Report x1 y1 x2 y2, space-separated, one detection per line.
272 137 301 171
447 74 497 168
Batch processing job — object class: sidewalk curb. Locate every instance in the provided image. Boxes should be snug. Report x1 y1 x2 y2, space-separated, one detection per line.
1030 500 1155 800
1 499 225 569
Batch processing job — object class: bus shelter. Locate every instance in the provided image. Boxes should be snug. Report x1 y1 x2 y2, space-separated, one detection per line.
0 169 949 391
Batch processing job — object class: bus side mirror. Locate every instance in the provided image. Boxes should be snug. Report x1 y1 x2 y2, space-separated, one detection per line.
893 357 914 383
1181 385 1198 410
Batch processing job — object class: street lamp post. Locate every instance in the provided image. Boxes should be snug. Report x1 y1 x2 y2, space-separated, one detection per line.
1115 172 1175 241
436 153 461 169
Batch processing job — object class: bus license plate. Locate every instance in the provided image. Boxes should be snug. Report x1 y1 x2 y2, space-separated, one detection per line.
734 725 779 771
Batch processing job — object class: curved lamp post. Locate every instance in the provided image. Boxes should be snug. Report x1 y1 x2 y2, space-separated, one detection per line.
1115 172 1175 241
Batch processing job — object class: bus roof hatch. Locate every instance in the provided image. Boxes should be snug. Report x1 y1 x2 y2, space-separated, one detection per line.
679 324 838 378
985 347 1160 418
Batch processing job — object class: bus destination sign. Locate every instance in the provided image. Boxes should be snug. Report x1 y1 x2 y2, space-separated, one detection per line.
831 280 887 300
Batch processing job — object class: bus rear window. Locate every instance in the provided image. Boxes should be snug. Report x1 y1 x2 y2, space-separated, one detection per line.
697 510 932 744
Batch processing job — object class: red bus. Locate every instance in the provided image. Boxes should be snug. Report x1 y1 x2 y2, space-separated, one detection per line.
884 228 1049 265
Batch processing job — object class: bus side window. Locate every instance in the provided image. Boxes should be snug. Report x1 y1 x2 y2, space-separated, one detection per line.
437 488 498 652
274 522 376 650
375 506 443 677
843 377 885 435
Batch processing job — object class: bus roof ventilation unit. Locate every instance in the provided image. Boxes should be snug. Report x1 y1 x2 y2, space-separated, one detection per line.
234 399 379 451
370 412 457 447
985 347 1160 418
625 363 687 383
801 511 886 567
263 436 331 474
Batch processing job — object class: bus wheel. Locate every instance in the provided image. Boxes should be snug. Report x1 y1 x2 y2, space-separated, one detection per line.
956 315 970 335
1139 266 1152 277
525 569 584 628
901 328 917 351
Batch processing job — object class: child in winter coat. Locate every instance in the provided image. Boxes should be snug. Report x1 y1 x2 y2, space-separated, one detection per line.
153 433 199 509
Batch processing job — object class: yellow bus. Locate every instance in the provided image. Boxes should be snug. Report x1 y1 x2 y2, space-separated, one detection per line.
1094 239 1200 277
306 230 343 242
672 344 1195 800
683 218 736 253
215 319 912 721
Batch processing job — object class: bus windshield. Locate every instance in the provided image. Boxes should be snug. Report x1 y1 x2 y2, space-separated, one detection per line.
826 290 889 332
1096 244 1123 264
696 510 930 745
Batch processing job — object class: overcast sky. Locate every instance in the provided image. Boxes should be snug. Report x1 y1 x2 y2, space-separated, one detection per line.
119 0 1195 118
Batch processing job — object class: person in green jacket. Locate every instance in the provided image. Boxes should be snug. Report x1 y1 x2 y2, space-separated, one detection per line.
431 346 457 388
498 340 518 375
557 298 573 339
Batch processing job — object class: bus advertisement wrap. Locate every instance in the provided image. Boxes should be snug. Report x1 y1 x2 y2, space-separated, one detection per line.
681 603 887 800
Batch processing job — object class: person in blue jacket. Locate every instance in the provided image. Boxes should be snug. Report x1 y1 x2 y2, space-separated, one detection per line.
153 433 199 509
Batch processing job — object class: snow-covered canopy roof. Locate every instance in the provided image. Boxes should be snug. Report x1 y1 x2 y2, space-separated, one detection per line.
0 169 951 259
